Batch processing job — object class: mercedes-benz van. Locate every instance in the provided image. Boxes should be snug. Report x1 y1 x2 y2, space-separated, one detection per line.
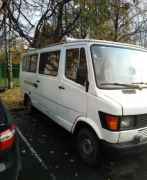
20 38 147 165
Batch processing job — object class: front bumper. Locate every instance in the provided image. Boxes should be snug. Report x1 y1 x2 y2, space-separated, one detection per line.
101 139 147 159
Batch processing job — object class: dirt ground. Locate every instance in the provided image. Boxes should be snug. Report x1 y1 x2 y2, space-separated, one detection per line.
0 87 24 109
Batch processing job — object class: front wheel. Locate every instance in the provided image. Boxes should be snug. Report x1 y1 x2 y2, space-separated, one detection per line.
76 128 101 166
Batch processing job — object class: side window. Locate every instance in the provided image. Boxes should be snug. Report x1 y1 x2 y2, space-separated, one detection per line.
65 48 87 86
29 55 38 73
22 56 29 72
22 54 38 73
22 56 27 71
65 48 79 81
39 51 60 76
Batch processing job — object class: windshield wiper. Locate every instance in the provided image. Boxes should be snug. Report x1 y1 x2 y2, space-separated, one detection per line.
100 82 142 89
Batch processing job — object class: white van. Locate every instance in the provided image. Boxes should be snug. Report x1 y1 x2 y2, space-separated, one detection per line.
20 39 147 165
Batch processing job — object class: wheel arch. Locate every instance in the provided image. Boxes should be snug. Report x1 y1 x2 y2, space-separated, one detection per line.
72 118 102 139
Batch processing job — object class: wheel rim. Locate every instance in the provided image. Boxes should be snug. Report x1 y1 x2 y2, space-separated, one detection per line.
81 137 94 156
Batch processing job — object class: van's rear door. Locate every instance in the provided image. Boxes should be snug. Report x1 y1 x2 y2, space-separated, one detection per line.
21 54 39 108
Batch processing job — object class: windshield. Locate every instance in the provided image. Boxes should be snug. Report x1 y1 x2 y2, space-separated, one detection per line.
91 45 147 89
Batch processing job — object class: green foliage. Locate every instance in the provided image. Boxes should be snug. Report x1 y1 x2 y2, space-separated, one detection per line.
0 51 6 63
11 47 25 64
0 47 24 65
32 0 140 47
1 0 145 47
75 0 132 41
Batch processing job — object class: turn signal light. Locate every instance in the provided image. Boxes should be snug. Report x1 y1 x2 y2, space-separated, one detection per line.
105 115 119 131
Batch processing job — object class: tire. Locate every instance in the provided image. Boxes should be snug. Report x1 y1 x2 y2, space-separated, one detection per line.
25 96 33 114
76 128 101 166
16 170 24 180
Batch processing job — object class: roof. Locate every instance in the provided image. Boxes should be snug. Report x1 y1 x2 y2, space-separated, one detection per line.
62 38 146 50
26 38 147 54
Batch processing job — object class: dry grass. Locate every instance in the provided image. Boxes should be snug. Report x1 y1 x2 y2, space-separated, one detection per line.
0 87 24 110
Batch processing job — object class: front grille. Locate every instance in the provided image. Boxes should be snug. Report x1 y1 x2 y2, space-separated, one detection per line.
136 114 147 129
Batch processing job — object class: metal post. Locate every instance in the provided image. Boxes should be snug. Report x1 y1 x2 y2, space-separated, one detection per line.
3 4 13 89
8 19 13 88
3 15 8 88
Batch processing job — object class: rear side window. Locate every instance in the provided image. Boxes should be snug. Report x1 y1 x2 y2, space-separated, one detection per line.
22 54 38 73
39 51 60 76
65 48 87 86
29 55 38 72
22 56 27 71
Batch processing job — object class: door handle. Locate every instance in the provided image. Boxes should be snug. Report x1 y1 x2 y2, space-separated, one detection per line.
33 83 38 88
36 80 40 83
58 86 65 90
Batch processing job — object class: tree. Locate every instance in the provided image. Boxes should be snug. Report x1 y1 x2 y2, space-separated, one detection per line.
0 0 147 47
75 0 147 43
32 0 81 47
0 0 81 47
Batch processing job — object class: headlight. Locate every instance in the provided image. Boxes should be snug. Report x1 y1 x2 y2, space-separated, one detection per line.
120 116 135 130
